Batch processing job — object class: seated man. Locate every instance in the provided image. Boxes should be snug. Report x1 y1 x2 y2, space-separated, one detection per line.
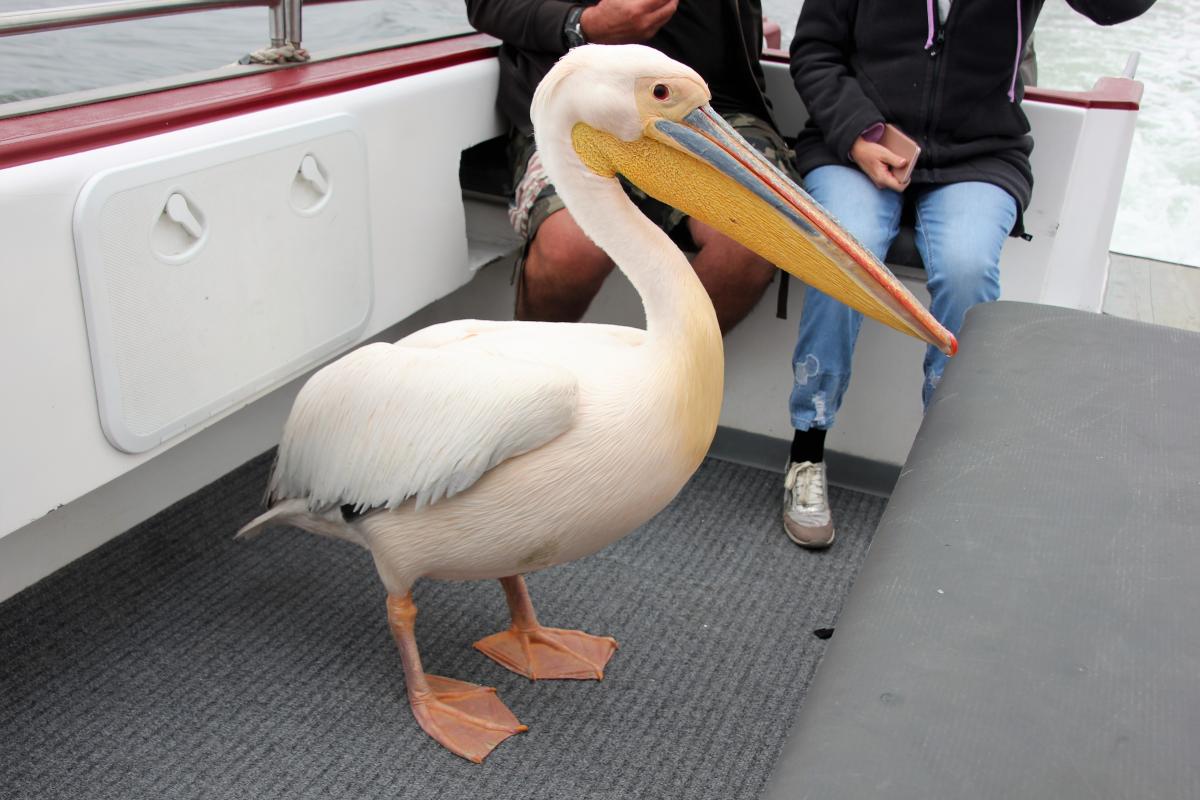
466 0 787 333
780 0 1155 549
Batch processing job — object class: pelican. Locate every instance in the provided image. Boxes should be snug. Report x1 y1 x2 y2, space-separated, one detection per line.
238 44 954 763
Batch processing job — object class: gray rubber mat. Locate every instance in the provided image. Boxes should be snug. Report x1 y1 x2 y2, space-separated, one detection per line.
766 302 1200 799
1 453 884 799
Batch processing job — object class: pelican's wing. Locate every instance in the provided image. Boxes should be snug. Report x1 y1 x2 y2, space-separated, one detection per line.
269 341 578 511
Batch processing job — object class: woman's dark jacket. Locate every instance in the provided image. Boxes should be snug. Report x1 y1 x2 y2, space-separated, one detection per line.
790 0 1155 216
466 0 775 135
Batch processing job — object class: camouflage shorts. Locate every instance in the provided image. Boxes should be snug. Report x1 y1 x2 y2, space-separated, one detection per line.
507 111 796 247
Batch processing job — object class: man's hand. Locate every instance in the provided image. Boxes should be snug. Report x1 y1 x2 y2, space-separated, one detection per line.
580 0 678 44
849 137 909 192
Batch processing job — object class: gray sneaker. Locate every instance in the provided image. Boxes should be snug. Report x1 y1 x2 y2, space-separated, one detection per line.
783 461 835 548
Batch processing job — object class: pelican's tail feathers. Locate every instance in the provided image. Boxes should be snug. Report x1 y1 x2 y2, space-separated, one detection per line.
236 499 365 547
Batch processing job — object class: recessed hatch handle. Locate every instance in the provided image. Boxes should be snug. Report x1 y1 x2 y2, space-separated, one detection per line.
299 155 329 195
165 192 203 239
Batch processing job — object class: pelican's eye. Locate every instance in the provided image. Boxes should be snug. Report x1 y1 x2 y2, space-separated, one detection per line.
652 83 671 101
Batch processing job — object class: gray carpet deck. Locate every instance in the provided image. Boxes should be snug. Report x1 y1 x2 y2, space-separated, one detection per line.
1 454 885 800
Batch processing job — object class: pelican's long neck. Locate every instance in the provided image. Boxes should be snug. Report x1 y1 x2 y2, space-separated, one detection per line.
537 125 718 346
536 116 724 465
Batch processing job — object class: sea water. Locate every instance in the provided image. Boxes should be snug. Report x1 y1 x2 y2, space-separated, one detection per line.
1033 0 1198 267
0 0 1195 266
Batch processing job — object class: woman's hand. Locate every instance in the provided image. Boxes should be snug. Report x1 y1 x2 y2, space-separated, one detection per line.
850 137 909 192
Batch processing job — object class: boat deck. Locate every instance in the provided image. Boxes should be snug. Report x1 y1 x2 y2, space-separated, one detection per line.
0 455 884 798
1104 253 1200 332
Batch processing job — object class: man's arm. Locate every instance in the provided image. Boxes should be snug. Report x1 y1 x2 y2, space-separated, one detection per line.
466 0 677 53
465 0 580 54
581 0 677 44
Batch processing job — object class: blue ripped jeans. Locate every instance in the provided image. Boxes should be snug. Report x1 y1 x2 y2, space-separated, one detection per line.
790 165 1018 431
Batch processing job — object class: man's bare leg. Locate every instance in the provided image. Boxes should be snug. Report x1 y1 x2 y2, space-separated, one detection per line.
688 217 776 334
517 209 614 322
518 210 773 332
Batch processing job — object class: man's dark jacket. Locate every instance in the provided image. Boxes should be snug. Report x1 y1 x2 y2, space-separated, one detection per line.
466 0 774 135
790 0 1155 217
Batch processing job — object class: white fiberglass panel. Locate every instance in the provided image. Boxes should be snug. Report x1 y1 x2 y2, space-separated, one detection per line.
73 114 372 453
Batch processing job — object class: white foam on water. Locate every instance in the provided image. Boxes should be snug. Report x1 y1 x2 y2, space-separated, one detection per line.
1035 0 1199 267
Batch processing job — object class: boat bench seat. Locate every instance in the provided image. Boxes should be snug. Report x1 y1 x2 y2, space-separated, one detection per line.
764 301 1200 799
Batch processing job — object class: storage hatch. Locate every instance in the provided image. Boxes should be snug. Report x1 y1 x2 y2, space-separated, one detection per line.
73 114 372 453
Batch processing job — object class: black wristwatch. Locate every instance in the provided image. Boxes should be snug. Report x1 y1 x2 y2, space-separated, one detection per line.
563 5 586 49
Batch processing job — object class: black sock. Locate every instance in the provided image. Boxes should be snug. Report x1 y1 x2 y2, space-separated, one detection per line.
790 428 826 464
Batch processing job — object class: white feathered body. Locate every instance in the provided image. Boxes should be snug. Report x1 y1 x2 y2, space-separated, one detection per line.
258 303 722 596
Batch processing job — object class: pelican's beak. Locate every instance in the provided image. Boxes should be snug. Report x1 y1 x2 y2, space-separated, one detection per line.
571 105 956 355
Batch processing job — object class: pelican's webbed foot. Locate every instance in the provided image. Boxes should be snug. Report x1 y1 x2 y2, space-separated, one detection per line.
475 624 618 680
388 592 526 763
410 675 528 763
474 575 618 680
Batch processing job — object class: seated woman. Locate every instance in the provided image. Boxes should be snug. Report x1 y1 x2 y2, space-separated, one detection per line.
782 0 1155 548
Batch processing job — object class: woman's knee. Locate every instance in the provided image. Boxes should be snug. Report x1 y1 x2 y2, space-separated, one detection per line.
917 182 1013 306
926 245 1001 307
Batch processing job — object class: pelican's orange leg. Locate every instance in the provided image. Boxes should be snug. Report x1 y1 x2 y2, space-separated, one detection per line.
387 592 526 763
474 575 619 680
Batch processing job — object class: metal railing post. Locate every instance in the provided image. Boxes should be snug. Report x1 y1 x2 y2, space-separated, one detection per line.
282 0 300 48
267 0 284 47
1123 52 1140 80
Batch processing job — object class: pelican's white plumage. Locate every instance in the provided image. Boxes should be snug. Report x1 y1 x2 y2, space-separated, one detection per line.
250 47 725 585
239 44 952 763
269 339 578 511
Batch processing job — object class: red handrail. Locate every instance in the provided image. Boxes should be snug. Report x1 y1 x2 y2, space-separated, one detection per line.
0 33 499 171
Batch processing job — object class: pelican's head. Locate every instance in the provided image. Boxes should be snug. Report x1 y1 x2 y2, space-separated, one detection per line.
531 45 955 355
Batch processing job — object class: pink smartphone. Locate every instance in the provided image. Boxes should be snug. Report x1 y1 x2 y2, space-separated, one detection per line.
880 123 920 184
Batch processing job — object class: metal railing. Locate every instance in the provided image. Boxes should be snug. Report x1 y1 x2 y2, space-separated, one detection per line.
0 0 336 50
